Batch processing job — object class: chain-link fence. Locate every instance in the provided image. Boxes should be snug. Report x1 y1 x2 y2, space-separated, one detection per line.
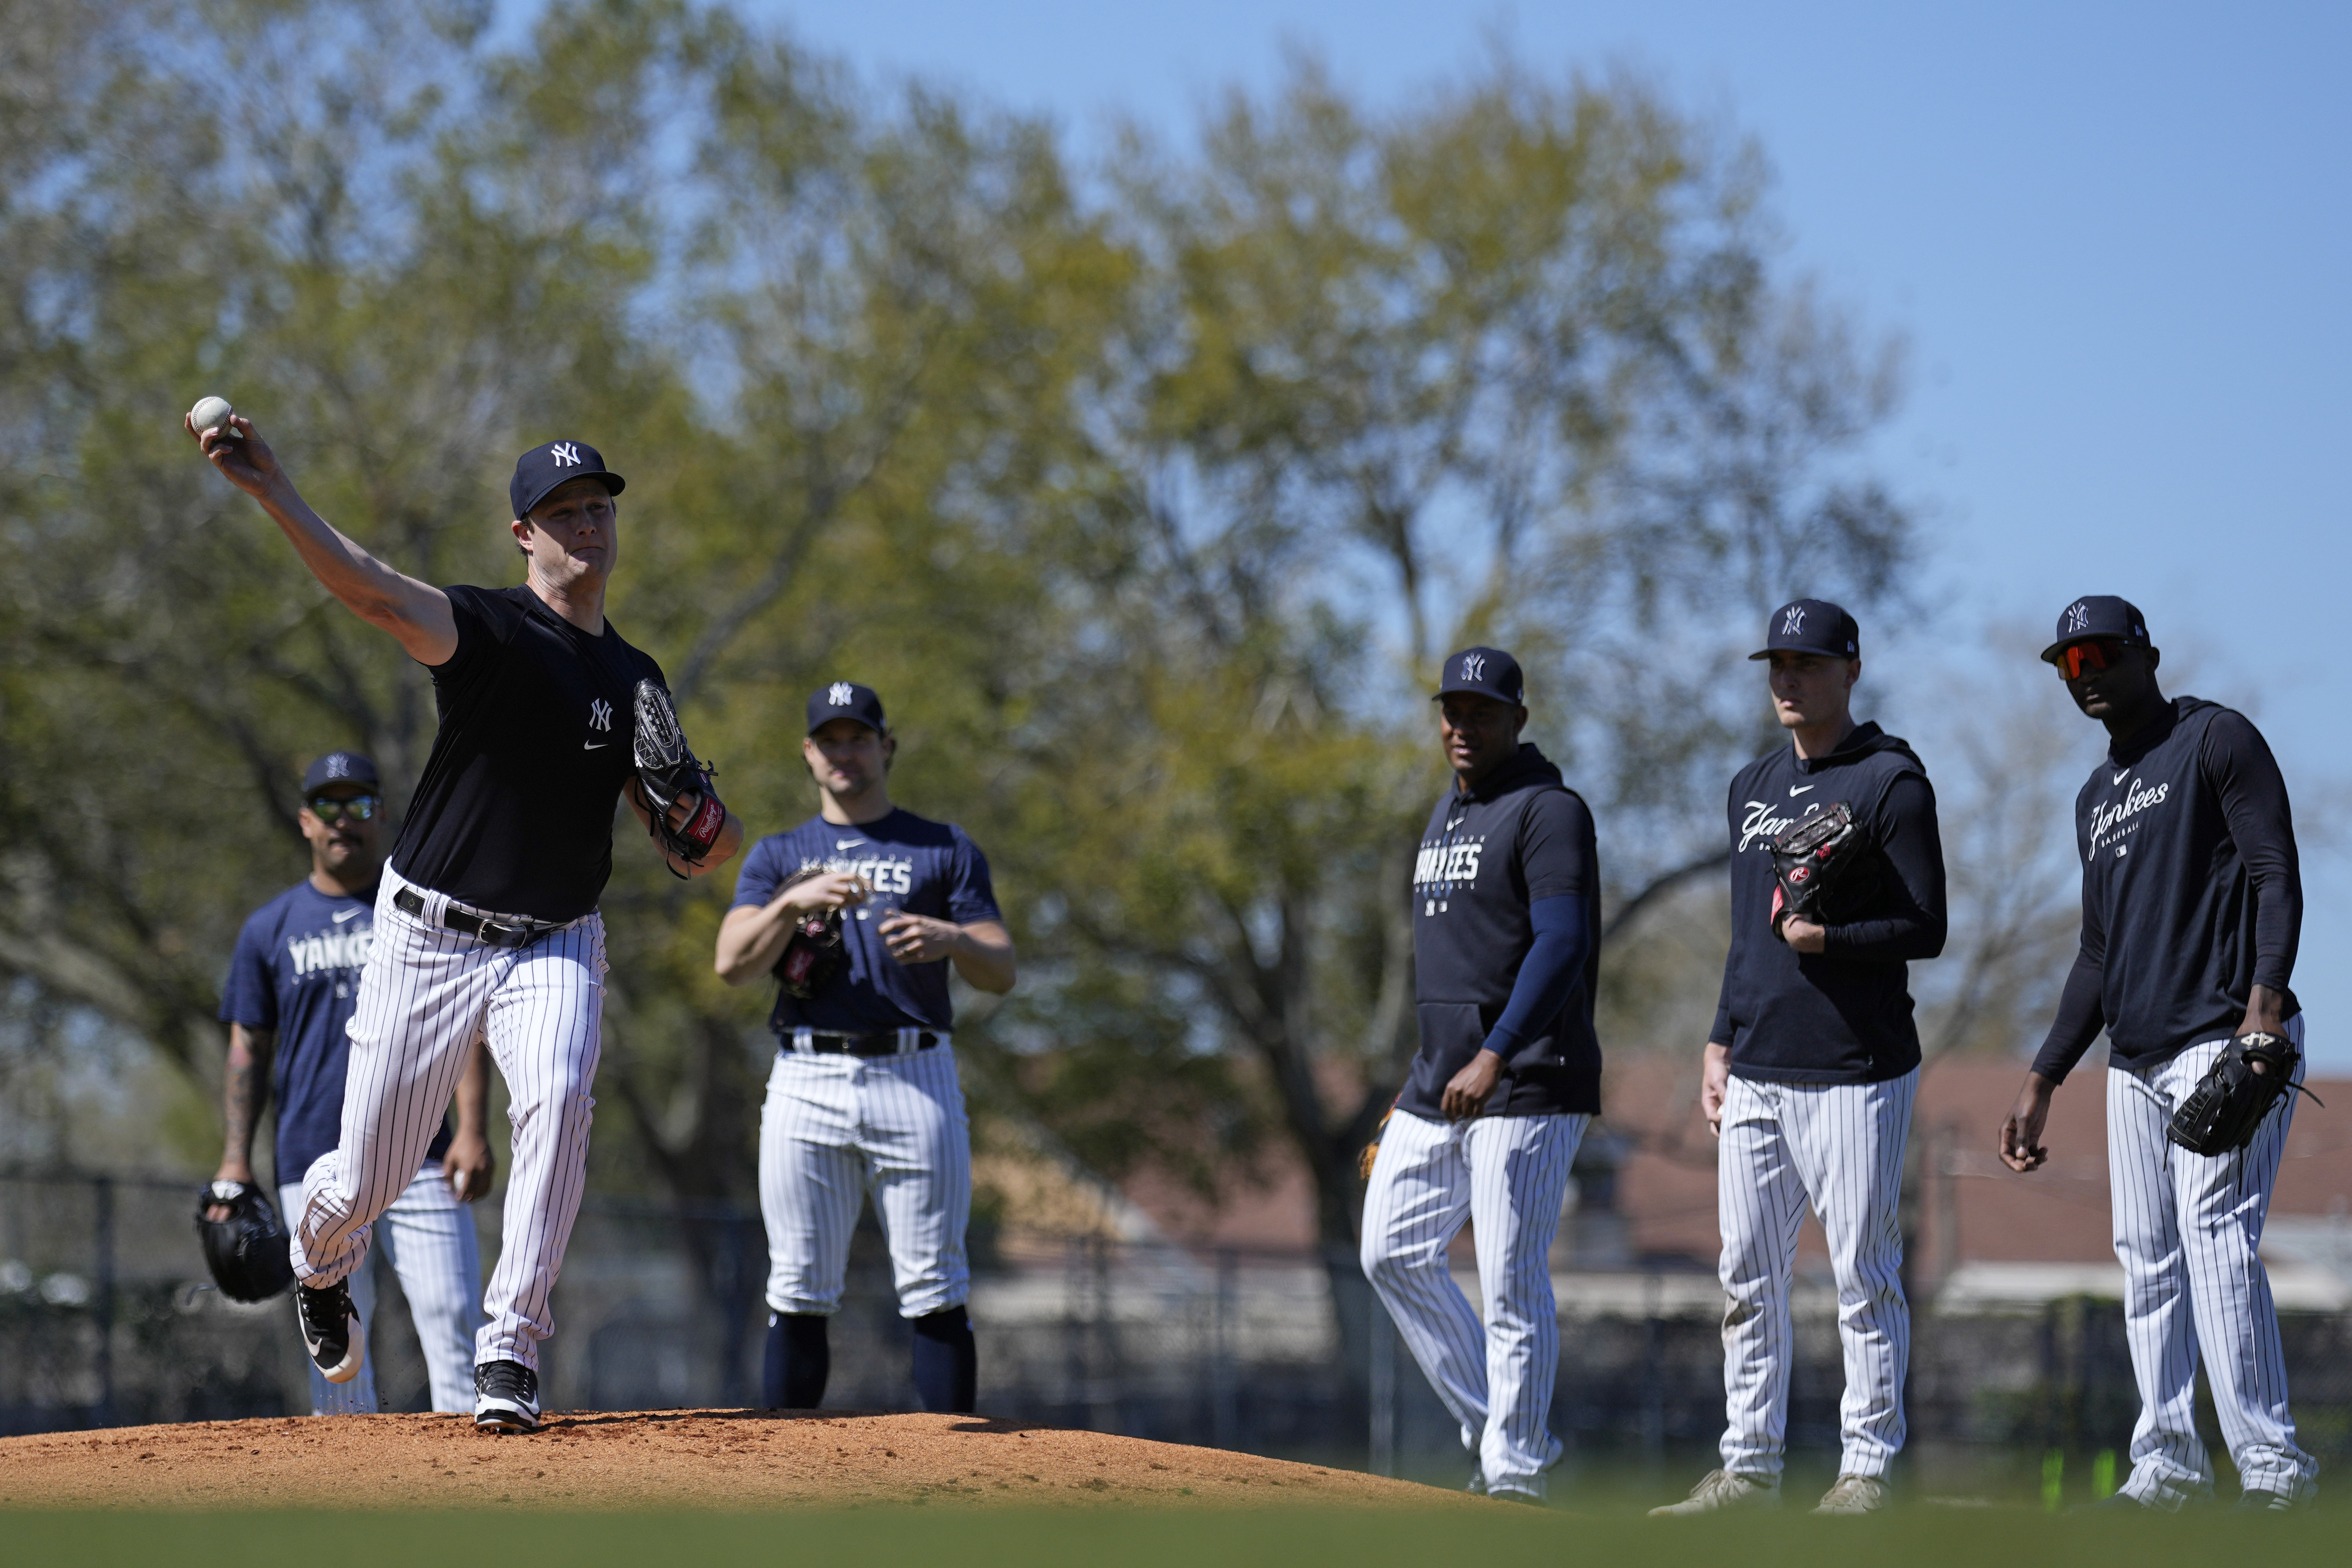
7 1168 2351 1481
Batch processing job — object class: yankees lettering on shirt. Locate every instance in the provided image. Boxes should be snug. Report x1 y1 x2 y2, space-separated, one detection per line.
732 808 1002 1034
1712 722 1948 1084
2032 697 2302 1079
1401 744 1601 1119
220 881 450 1194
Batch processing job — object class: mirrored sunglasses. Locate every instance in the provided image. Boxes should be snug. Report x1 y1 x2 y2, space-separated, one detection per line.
305 794 381 824
2056 641 2128 680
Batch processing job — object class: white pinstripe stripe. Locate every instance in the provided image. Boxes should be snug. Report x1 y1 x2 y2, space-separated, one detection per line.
294 864 603 1375
2106 1016 2316 1507
1360 1109 1587 1495
758 1044 972 1318
1716 1068 1914 1481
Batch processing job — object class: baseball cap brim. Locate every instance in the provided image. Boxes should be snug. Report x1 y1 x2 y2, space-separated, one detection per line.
515 469 625 519
2038 633 2145 664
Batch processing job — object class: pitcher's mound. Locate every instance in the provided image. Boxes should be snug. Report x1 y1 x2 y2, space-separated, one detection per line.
0 1410 1469 1510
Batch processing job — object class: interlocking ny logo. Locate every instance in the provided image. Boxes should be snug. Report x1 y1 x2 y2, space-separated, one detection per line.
324 754 351 779
828 682 855 707
2066 601 2090 634
1782 606 1806 636
1459 654 1486 683
589 699 613 732
551 442 581 468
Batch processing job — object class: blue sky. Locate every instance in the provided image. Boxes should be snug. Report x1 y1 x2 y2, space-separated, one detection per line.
515 1 2352 1058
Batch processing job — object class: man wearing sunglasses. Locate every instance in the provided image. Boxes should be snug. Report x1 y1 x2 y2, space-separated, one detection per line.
190 412 743 1433
1998 597 2315 1511
211 751 493 1416
1655 599 1946 1518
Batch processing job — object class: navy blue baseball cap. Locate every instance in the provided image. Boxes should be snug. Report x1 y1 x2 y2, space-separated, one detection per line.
807 681 888 735
509 439 626 520
1750 598 1860 660
301 751 378 794
1433 647 1525 706
2040 595 2151 664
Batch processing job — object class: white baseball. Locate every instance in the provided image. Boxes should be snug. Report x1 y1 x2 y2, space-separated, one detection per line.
188 395 242 440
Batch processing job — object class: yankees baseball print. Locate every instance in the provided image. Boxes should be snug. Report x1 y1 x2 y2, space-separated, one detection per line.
716 680 1016 1415
191 419 742 1431
1656 601 1946 1518
2002 596 2316 1510
1362 647 1602 1503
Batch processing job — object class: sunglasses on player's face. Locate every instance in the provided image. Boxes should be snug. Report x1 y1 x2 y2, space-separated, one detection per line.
305 794 381 825
2055 641 2132 681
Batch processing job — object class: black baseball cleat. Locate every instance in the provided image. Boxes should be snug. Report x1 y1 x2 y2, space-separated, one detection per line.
296 1280 364 1384
474 1360 541 1433
2234 1489 2298 1512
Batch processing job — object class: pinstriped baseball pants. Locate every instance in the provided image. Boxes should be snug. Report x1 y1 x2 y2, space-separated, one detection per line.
2108 1017 2316 1507
1360 1109 1587 1496
758 1044 972 1318
294 865 605 1374
280 1163 482 1415
1716 1068 1915 1481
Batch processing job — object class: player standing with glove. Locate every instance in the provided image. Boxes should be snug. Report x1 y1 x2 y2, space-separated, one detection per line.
189 411 742 1432
1998 597 2317 1511
208 750 492 1416
1653 600 1946 1518
1359 648 1601 1506
715 682 1014 1415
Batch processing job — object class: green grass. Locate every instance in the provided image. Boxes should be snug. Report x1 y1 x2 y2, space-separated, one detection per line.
2 1502 2343 1568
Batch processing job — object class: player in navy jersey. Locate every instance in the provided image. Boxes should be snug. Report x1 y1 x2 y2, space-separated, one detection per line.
1654 600 1946 1518
191 412 743 1432
715 681 1014 1414
1360 647 1601 1505
2000 597 2315 1510
211 751 491 1415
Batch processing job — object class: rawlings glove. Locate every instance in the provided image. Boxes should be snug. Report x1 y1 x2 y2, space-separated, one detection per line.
1768 801 1861 933
633 678 727 872
2166 1031 2323 1156
194 1180 294 1303
1359 1099 1398 1181
772 867 849 1000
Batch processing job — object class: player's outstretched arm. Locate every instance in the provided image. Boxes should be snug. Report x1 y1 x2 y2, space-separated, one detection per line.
187 412 458 665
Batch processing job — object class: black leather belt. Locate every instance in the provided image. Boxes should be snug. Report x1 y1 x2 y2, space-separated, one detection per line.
786 1030 943 1057
393 887 569 949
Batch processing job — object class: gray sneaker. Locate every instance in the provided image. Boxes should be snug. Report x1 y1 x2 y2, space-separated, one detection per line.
1650 1469 1781 1516
1814 1474 1891 1514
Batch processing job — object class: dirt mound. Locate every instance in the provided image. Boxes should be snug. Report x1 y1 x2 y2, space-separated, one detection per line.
0 1410 1466 1510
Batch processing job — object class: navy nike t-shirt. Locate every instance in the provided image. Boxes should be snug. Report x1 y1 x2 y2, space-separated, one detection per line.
731 808 1002 1034
219 880 452 1192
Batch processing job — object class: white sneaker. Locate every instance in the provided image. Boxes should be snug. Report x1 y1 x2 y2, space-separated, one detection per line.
1649 1469 1781 1516
1814 1474 1891 1514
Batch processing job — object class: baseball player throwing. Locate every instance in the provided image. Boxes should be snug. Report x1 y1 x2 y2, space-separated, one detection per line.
1999 597 2316 1510
1360 648 1601 1505
190 411 743 1432
1653 600 1946 1517
714 682 1014 1414
209 750 491 1415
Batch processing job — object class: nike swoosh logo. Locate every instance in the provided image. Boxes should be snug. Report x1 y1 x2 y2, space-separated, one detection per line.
332 908 362 924
584 740 610 750
837 838 866 849
1790 785 1815 796
2111 770 2129 786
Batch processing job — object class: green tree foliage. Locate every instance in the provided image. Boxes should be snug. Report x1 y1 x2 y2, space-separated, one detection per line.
0 2 1922 1349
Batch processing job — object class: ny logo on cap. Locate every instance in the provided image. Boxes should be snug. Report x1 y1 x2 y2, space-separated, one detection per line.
2065 601 2089 634
1783 606 1806 635
589 699 612 731
325 754 351 778
551 442 581 468
1460 654 1486 682
828 682 855 707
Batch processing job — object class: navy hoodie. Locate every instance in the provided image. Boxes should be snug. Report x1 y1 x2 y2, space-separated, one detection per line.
1401 745 1603 1119
2031 697 2301 1081
1710 722 1948 1084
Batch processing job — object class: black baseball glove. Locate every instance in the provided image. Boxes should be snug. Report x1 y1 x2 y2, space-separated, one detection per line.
2166 1031 2323 1156
1767 801 1862 933
194 1180 294 1303
633 677 727 873
772 867 849 1000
